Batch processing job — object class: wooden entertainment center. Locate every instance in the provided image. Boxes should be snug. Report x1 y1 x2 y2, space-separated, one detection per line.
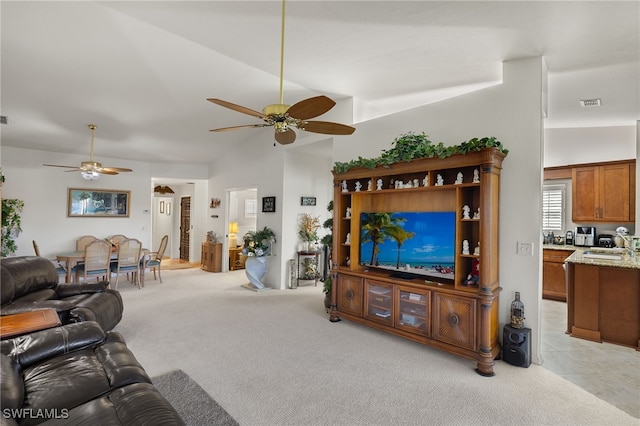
330 148 505 376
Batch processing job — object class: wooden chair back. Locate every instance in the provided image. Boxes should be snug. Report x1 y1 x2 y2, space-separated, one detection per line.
116 239 142 269
32 240 41 256
76 235 98 252
81 239 111 277
110 235 128 245
154 235 169 261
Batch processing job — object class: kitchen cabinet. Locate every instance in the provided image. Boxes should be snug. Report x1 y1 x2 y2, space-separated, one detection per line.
542 248 574 301
572 161 635 222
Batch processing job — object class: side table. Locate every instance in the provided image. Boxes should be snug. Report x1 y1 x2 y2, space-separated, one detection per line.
297 251 320 287
201 242 222 272
0 309 61 339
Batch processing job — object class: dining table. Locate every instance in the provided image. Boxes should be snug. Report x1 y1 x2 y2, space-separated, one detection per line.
56 248 149 284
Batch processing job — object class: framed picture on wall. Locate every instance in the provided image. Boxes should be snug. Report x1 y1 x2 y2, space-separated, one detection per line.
67 188 130 217
301 196 316 206
262 196 276 213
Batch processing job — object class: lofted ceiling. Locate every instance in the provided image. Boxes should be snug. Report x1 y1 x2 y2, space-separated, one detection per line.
1 1 638 166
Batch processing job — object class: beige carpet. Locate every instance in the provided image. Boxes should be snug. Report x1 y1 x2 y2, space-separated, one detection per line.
160 258 201 270
114 268 638 426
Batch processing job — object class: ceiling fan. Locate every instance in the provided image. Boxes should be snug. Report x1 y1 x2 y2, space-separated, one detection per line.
43 124 133 180
207 0 355 145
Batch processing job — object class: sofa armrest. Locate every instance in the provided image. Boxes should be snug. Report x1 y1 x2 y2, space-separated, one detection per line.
0 321 105 368
1 299 76 315
54 281 108 298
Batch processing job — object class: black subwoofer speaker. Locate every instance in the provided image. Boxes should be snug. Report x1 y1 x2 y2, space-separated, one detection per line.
502 325 531 368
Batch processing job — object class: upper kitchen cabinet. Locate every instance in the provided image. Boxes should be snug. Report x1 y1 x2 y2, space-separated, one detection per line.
572 160 635 223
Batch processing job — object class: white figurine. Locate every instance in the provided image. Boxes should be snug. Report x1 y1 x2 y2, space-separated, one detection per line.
376 179 383 190
462 240 470 255
423 174 429 187
462 205 471 219
474 242 480 256
367 180 372 191
405 180 412 188
436 174 444 186
341 180 348 192
473 208 480 219
345 207 351 218
355 181 362 192
345 233 351 244
455 171 463 184
473 168 480 183
413 179 419 188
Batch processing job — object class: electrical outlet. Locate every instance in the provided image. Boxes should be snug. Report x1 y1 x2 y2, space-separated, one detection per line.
517 241 534 256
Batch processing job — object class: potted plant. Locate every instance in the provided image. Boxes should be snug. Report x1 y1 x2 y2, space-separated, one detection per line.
298 213 320 252
322 276 332 312
241 227 276 290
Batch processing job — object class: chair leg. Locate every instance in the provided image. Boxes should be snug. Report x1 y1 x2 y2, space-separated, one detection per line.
158 266 163 283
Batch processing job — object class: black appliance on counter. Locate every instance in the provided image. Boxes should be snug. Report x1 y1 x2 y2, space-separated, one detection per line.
575 226 596 247
565 231 574 245
597 234 615 248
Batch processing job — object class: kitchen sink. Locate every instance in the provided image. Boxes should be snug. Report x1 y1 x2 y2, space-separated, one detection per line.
582 250 623 261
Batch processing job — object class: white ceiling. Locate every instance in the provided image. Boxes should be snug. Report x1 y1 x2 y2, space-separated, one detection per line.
1 1 638 166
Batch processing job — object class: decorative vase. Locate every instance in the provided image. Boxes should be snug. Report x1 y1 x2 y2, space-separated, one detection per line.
245 256 268 290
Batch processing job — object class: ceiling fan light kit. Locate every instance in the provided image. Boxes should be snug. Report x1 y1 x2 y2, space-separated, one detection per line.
43 124 133 179
208 0 355 145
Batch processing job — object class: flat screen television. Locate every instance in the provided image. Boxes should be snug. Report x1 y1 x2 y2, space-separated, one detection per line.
359 211 455 283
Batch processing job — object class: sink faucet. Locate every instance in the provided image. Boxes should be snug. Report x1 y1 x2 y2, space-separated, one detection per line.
616 232 635 258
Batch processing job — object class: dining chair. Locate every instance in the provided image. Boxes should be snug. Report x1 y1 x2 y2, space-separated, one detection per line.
110 238 142 289
73 239 111 284
141 235 168 284
32 240 67 281
76 235 98 252
110 234 127 245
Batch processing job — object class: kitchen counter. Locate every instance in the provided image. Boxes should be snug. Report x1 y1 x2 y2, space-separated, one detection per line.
542 243 578 251
565 248 640 270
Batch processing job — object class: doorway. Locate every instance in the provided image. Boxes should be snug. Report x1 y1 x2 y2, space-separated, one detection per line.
228 188 257 267
179 196 191 261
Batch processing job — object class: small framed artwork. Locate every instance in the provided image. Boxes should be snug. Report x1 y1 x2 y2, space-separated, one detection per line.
301 196 316 206
262 196 276 213
245 199 257 218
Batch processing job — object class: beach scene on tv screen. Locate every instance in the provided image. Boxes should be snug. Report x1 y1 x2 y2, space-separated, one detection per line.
360 211 455 281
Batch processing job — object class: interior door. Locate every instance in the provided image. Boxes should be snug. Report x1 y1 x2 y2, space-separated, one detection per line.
180 196 191 261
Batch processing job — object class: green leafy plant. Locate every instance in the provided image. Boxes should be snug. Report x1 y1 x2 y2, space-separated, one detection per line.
242 226 276 257
320 200 333 247
1 199 25 257
333 132 508 174
298 213 320 243
322 276 332 295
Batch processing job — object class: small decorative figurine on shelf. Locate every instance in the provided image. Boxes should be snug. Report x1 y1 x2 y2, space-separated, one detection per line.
510 292 525 329
376 178 383 190
367 179 372 191
413 179 419 188
473 207 480 219
404 180 412 188
462 239 470 255
355 181 362 192
436 174 444 186
462 205 471 219
345 207 351 218
341 180 348 192
345 233 351 244
464 259 480 286
454 171 463 184
473 168 480 183
474 242 480 256
423 174 429 187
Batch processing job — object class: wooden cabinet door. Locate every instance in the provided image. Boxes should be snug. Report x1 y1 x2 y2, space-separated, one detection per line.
600 163 630 221
336 274 363 317
432 293 476 351
572 166 598 221
542 249 573 301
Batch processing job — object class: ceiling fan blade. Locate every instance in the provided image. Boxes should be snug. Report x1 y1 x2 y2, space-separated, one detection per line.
207 99 266 119
100 167 132 173
210 124 270 132
43 164 78 169
98 170 119 175
275 128 296 145
298 121 356 136
286 96 336 120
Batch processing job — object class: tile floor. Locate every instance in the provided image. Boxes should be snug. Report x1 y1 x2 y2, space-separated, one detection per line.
541 299 640 418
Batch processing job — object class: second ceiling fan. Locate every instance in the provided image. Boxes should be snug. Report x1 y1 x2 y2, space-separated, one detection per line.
208 0 355 145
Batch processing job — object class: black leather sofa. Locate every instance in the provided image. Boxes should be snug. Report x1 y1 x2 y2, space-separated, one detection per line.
1 257 123 331
1 321 184 425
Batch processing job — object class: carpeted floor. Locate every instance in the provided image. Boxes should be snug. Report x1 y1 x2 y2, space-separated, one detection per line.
152 370 238 426
161 259 201 270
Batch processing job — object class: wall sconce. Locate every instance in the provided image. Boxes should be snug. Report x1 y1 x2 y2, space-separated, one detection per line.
229 221 239 248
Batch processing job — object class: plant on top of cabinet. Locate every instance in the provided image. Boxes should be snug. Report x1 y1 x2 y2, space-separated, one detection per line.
333 132 508 173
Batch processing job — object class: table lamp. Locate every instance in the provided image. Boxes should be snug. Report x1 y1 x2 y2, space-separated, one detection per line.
229 222 239 248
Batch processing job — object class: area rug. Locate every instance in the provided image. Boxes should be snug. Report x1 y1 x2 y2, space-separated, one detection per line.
152 369 239 426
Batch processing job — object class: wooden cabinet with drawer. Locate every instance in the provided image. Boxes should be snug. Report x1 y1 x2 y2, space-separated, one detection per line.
542 248 574 301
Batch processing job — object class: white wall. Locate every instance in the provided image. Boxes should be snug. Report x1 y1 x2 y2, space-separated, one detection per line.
0 146 208 259
333 57 546 364
544 126 636 167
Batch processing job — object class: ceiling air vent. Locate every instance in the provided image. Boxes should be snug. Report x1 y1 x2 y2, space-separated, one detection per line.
579 98 601 107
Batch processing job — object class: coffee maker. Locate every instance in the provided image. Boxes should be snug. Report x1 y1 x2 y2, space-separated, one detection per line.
575 226 595 247
565 231 574 245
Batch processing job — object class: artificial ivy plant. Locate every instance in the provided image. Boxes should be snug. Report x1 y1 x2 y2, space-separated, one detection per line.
333 132 508 174
1 198 24 257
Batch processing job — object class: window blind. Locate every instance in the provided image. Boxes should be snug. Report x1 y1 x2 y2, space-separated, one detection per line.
542 185 565 231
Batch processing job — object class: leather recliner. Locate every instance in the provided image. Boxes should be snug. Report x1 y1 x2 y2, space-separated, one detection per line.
1 256 123 331
0 321 184 425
